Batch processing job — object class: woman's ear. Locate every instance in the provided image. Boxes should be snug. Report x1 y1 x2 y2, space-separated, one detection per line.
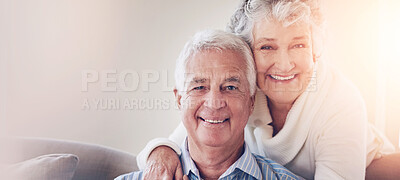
174 88 182 110
313 54 318 63
311 29 324 63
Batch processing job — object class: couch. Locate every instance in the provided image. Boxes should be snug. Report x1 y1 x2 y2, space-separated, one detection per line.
0 137 139 180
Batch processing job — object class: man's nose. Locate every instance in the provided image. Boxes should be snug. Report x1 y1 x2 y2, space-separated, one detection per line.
204 89 226 110
274 50 295 72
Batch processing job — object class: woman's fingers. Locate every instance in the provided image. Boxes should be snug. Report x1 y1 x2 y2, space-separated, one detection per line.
183 175 189 180
143 146 180 180
174 160 184 180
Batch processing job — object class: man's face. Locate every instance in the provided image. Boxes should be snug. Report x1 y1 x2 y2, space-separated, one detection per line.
175 49 254 148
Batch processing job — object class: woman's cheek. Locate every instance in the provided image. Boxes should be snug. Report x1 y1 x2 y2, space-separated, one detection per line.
291 50 314 70
254 54 270 72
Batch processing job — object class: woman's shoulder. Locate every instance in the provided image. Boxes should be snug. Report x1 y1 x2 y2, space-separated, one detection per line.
308 60 368 126
318 60 366 107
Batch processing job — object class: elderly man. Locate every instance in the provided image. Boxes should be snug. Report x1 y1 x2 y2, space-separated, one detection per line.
115 30 301 180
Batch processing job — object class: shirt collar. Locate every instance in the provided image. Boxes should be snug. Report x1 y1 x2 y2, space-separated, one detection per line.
180 138 262 180
220 142 262 179
181 138 200 178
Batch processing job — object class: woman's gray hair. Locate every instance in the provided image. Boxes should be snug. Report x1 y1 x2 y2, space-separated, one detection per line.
175 29 257 95
227 0 325 49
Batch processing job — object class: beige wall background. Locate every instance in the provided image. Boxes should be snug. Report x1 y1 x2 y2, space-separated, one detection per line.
1 0 399 155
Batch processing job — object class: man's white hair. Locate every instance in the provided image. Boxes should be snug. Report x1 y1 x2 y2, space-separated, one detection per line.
175 29 256 95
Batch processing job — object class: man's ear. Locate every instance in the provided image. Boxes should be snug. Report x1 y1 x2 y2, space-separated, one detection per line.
174 88 182 110
249 94 256 114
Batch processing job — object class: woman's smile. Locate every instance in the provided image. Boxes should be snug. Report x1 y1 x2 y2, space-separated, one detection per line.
268 74 297 81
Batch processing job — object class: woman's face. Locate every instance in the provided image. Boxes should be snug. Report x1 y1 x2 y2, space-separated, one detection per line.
252 19 315 105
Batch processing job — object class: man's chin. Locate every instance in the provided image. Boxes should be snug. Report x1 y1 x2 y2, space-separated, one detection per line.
197 135 230 148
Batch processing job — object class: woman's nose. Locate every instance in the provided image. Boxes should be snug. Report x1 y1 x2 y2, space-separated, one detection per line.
274 50 295 72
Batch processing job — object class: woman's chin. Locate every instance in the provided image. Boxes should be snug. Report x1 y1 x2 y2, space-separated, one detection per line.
257 80 307 105
265 89 303 105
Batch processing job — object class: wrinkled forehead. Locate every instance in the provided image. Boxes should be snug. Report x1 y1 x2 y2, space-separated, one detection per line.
185 70 243 83
181 49 249 88
187 63 245 74
252 18 312 43
186 50 246 75
184 67 245 87
253 17 312 33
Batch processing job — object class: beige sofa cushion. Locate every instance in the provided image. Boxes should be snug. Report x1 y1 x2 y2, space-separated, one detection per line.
0 137 138 180
0 154 79 180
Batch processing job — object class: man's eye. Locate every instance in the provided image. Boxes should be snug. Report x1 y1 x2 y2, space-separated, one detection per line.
260 46 273 50
193 86 205 90
293 44 305 48
225 86 237 91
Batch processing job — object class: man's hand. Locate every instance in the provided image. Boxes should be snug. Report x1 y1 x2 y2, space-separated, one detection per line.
143 146 188 180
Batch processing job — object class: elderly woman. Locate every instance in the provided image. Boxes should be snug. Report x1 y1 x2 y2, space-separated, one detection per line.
137 0 397 179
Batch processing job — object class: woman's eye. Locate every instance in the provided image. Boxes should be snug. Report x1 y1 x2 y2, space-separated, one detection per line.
260 46 273 50
293 44 305 48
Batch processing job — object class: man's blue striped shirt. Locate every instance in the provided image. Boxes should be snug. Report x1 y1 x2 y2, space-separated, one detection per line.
115 139 302 180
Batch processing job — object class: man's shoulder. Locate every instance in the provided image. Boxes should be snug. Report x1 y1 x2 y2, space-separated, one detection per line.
252 153 285 170
252 153 302 179
114 171 143 180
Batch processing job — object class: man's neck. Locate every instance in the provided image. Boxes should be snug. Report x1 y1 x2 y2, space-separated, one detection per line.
187 138 244 180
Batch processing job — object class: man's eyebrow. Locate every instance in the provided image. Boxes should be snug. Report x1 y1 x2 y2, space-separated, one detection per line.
190 77 207 84
224 76 240 83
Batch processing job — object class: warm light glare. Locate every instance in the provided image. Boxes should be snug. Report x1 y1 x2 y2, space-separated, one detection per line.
378 0 400 65
377 0 400 149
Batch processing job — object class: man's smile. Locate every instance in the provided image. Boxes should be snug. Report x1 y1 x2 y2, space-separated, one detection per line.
198 116 229 124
